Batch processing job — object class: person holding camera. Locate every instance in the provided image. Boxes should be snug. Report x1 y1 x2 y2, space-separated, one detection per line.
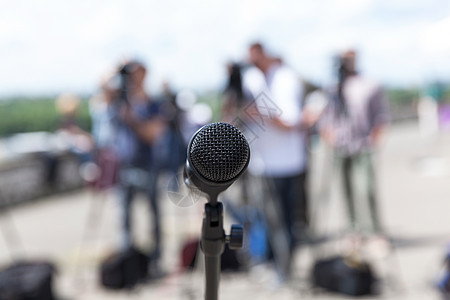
320 50 389 233
112 60 166 277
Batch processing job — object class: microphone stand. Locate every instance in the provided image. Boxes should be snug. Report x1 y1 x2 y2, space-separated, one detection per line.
183 122 249 300
201 195 242 300
202 200 223 300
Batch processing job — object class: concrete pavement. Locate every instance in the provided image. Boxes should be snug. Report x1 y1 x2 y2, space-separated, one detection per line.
1 121 450 299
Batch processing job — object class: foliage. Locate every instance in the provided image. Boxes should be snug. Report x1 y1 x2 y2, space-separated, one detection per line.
0 97 91 137
0 85 447 137
386 88 420 104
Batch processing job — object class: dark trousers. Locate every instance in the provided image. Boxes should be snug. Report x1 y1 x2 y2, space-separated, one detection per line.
118 167 161 260
270 171 308 251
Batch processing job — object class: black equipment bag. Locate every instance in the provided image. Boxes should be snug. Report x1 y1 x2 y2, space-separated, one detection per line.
0 261 56 300
100 247 149 289
312 255 376 296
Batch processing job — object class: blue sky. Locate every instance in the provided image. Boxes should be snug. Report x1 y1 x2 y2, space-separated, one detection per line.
0 0 449 96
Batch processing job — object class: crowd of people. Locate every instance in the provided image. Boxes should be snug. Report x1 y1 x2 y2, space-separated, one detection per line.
223 43 389 282
69 42 390 285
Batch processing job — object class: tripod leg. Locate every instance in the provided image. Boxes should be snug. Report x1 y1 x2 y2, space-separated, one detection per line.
0 190 26 261
0 211 26 261
73 189 106 290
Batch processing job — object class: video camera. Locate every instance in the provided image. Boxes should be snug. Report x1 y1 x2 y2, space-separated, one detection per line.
335 50 356 81
116 60 145 106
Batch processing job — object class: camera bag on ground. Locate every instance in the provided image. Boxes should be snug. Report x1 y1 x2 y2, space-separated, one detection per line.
312 254 376 296
100 246 149 289
0 198 57 300
0 261 56 300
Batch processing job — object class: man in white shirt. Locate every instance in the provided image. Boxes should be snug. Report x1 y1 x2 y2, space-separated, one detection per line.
243 43 308 280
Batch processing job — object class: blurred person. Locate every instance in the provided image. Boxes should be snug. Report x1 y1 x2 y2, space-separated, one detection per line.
320 50 389 233
156 81 187 182
87 72 121 189
44 93 93 187
220 62 270 268
89 73 118 152
222 62 245 123
110 60 167 277
242 42 309 281
175 89 212 142
55 93 94 162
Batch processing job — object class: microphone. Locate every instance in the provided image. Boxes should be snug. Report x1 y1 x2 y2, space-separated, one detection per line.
184 122 250 205
183 122 248 300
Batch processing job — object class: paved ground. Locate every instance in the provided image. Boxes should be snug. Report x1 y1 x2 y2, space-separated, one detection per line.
1 121 450 299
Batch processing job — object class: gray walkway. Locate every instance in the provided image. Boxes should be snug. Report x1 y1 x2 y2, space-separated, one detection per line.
1 121 450 299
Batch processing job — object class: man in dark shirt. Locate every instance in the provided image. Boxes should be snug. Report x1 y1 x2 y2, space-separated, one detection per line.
112 60 166 277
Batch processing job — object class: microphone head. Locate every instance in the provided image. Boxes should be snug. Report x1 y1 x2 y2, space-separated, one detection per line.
188 122 250 184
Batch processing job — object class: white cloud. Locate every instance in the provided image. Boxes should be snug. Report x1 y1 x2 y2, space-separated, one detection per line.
420 16 450 55
0 0 449 96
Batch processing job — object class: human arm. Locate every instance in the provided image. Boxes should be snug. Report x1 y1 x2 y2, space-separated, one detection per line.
120 104 166 144
368 86 390 148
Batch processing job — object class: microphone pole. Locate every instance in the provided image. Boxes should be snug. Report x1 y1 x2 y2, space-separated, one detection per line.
184 122 249 300
203 198 223 300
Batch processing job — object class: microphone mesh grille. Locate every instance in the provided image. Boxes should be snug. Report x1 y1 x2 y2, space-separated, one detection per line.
189 122 250 183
